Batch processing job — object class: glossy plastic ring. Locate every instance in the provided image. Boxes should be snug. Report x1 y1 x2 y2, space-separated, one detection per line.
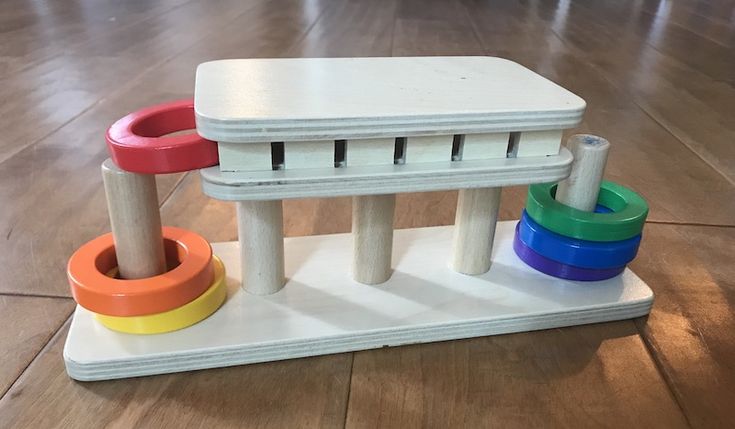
525 181 648 241
513 224 625 281
96 256 227 334
106 99 218 174
518 211 641 269
68 226 214 316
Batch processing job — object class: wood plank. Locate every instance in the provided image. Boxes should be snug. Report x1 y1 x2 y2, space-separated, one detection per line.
0 0 334 297
393 0 484 56
287 0 397 57
0 0 266 164
0 0 190 76
524 0 735 184
0 296 74 397
0 95 187 297
0 323 352 428
631 224 735 428
345 321 689 428
465 0 735 225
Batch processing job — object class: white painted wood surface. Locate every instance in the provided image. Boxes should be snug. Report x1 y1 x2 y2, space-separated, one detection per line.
218 142 272 172
345 138 395 166
405 135 453 163
461 133 509 160
451 187 502 275
516 129 563 157
237 200 285 295
284 140 334 169
63 222 653 381
101 159 166 279
352 194 395 284
194 57 586 143
556 134 611 211
201 147 573 201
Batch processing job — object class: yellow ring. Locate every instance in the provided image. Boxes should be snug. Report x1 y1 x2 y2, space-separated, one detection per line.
95 256 227 334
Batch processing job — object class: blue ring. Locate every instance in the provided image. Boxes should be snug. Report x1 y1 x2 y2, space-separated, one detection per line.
518 210 641 269
513 224 625 281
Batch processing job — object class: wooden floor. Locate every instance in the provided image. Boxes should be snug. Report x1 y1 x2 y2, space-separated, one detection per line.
1 0 734 427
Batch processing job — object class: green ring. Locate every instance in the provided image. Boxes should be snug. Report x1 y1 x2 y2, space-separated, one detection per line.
525 181 648 242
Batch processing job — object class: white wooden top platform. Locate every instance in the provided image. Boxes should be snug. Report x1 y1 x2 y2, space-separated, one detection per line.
194 57 586 142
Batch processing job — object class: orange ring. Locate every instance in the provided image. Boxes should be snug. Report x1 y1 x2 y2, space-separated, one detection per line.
68 226 213 317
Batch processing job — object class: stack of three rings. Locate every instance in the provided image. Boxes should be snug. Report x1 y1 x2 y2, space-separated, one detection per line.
67 227 227 334
514 181 648 281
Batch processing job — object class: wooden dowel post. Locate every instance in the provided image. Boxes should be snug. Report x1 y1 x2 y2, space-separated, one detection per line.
555 134 611 212
237 200 285 295
101 158 166 279
450 187 502 275
352 194 396 285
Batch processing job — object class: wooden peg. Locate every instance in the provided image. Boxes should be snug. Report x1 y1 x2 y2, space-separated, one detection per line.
352 194 395 285
101 158 166 279
237 200 285 295
450 187 502 275
555 134 610 212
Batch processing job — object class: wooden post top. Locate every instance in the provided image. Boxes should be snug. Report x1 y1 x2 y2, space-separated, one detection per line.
194 56 586 143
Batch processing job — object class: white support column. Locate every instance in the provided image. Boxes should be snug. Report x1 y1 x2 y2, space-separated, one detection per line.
237 200 285 295
450 187 502 275
101 159 166 279
555 134 610 212
352 194 396 285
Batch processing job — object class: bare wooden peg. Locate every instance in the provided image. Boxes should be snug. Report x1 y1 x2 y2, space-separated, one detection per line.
101 158 166 279
555 134 610 212
450 187 502 275
352 194 396 285
237 200 286 295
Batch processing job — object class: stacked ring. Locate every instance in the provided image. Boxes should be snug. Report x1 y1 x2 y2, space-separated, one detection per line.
517 211 641 269
525 181 647 241
67 226 214 316
106 99 218 174
513 225 625 281
514 180 648 281
96 256 227 334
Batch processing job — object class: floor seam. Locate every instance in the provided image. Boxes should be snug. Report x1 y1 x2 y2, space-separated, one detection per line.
542 4 735 188
645 220 735 228
342 353 356 428
0 313 73 401
634 101 735 187
0 292 73 300
634 319 695 428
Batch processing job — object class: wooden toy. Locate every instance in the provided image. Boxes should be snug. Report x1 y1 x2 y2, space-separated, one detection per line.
525 181 648 241
95 257 226 335
68 226 215 316
63 56 654 381
106 99 218 174
512 229 626 281
517 211 642 269
514 133 648 281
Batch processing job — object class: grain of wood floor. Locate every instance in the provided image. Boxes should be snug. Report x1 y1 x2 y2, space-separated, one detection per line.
1 0 733 427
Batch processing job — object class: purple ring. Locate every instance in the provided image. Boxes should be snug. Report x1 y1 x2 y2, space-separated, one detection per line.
513 223 625 281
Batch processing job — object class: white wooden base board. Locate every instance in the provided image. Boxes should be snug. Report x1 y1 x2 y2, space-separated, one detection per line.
64 222 653 381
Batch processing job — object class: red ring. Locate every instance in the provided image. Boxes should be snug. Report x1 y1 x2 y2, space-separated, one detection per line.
106 99 218 174
68 226 214 316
